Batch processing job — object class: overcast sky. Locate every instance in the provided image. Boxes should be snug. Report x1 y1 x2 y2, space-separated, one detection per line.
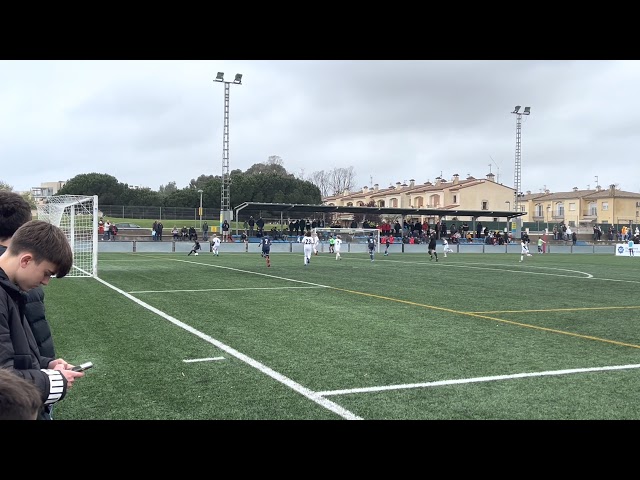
2 60 639 196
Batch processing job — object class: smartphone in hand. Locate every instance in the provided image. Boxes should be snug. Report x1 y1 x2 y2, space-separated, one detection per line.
71 362 94 372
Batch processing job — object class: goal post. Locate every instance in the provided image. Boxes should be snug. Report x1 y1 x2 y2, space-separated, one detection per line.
36 195 99 277
313 227 381 253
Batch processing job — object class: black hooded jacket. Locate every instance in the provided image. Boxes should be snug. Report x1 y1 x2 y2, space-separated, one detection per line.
0 245 55 357
0 268 67 418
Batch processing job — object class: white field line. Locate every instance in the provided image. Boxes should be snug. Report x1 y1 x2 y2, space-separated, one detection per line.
129 286 324 294
183 357 225 363
103 255 638 414
316 363 640 397
346 256 595 279
92 275 361 420
349 255 640 284
168 259 334 288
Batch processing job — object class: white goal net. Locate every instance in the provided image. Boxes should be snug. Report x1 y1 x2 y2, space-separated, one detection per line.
313 227 381 253
37 195 98 277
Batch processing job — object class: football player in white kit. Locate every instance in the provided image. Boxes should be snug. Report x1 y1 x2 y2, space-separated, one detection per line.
211 234 221 256
302 231 314 265
520 239 532 262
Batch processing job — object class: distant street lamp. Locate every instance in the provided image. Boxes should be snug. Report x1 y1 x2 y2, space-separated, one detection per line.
198 189 204 230
505 201 511 233
546 205 551 232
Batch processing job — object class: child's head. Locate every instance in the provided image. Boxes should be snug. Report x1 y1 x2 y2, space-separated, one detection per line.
0 369 42 420
0 191 32 242
1 220 73 290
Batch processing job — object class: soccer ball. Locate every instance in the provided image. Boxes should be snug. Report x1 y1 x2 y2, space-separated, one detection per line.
194 252 199 256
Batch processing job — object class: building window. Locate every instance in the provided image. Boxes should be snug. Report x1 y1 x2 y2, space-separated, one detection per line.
453 195 457 203
481 201 488 210
602 202 608 211
535 204 543 217
569 203 576 211
556 202 564 217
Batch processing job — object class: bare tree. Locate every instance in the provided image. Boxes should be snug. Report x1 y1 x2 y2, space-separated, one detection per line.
309 167 358 198
310 170 331 197
329 166 357 196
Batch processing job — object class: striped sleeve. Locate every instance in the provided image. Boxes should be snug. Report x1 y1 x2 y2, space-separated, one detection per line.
41 369 66 405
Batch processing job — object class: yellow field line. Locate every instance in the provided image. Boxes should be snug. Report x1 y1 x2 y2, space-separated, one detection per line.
330 287 640 350
473 306 640 314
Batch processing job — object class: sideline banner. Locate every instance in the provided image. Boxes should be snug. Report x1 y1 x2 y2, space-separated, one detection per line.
615 243 640 256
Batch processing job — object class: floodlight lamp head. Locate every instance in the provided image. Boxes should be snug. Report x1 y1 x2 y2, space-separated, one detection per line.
512 105 521 114
234 73 243 84
215 72 224 82
523 106 531 115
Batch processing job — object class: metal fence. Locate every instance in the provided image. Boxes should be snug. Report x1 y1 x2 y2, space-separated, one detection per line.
100 205 213 222
98 205 329 226
98 240 620 255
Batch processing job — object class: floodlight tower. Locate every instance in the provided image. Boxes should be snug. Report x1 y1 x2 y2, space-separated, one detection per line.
511 105 530 213
511 105 530 236
214 72 242 229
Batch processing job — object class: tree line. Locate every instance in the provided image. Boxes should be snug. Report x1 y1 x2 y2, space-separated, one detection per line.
2 156 359 208
51 157 358 208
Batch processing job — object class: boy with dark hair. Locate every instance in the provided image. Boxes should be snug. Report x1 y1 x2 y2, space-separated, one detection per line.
0 192 56 362
0 220 83 420
0 369 42 420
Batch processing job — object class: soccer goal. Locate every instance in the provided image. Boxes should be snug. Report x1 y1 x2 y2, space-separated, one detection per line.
37 195 99 277
313 227 381 253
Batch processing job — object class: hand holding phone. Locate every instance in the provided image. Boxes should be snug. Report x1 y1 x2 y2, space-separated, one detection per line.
71 362 94 372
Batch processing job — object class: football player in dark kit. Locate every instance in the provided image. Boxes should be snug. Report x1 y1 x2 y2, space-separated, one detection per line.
260 235 272 267
428 233 438 262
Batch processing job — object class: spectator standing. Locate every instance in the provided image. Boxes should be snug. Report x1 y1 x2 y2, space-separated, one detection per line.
0 220 84 420
202 221 209 241
222 220 230 243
